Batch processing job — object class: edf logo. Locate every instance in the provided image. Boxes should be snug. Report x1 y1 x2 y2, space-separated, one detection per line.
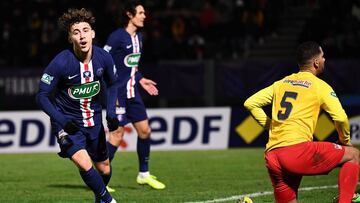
145 108 230 150
150 116 222 145
0 108 231 153
0 119 55 148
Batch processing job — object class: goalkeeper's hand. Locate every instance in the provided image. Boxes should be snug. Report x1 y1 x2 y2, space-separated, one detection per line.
106 116 119 132
63 120 80 135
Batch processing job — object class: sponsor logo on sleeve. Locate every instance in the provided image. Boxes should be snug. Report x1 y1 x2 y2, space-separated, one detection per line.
41 73 54 85
68 81 100 99
103 45 112 52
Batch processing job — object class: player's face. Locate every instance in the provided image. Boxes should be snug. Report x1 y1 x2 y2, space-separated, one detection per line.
68 22 94 53
129 5 146 28
314 47 325 74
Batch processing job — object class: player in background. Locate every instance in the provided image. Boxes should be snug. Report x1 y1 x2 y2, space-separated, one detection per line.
36 8 119 203
103 0 165 190
244 41 360 203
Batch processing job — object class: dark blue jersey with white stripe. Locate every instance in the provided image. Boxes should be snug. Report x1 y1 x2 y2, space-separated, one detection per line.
104 28 143 99
36 46 118 132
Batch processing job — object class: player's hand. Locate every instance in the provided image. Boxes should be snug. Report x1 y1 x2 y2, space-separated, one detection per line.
337 140 353 146
64 120 80 135
106 116 120 132
139 78 158 96
343 142 353 147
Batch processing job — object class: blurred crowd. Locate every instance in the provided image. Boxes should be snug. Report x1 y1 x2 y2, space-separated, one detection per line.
1 0 359 68
300 0 360 58
0 0 286 67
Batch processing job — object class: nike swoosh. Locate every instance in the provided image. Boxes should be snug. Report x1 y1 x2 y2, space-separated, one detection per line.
68 74 78 79
126 44 132 49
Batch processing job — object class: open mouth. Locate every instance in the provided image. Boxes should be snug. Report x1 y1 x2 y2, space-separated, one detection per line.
80 41 87 46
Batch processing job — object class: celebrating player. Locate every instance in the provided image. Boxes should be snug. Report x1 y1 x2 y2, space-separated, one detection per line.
36 8 119 203
244 41 359 203
103 0 165 190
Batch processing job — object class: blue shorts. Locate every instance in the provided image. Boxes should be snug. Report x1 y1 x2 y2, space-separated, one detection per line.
52 122 108 162
117 89 148 126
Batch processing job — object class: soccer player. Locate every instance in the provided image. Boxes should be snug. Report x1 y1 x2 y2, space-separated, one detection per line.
244 41 359 203
36 8 119 203
103 0 165 190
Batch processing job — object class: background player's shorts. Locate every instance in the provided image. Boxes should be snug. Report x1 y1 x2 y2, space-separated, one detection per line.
117 89 148 126
265 141 345 203
52 123 109 162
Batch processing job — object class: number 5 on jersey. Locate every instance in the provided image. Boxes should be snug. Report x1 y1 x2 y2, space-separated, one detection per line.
277 91 298 120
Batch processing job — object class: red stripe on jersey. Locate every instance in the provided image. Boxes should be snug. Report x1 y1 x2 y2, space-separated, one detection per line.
83 63 92 127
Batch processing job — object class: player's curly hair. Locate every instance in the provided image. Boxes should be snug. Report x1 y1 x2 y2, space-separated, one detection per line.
296 41 321 67
58 8 95 32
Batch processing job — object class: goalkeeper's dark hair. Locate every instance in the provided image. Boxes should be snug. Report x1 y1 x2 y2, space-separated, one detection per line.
58 8 95 32
119 0 143 28
296 41 321 68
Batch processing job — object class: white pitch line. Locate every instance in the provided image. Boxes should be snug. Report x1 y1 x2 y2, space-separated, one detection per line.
185 183 360 203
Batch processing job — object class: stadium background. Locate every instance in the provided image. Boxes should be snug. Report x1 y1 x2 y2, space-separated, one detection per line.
1 0 359 152
1 0 360 202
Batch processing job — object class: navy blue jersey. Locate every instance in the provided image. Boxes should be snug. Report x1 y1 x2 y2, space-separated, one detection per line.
104 28 143 99
36 46 118 129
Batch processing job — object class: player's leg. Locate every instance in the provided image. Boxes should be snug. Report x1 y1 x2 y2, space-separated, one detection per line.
70 126 115 203
94 160 114 199
337 146 360 203
133 120 165 189
52 123 116 202
105 106 127 193
265 149 300 203
126 92 166 189
276 141 358 203
54 124 115 202
90 126 113 187
94 160 111 185
303 143 359 203
91 124 117 193
72 149 115 203
126 90 165 189
283 174 302 203
106 93 127 162
133 119 151 171
107 126 125 161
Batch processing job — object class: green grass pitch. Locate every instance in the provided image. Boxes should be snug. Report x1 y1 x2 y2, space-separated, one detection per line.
0 148 347 202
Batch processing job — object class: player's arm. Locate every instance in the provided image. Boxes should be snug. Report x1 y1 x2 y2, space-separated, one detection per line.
103 55 120 132
36 63 78 134
319 84 350 145
244 85 274 129
135 70 144 82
